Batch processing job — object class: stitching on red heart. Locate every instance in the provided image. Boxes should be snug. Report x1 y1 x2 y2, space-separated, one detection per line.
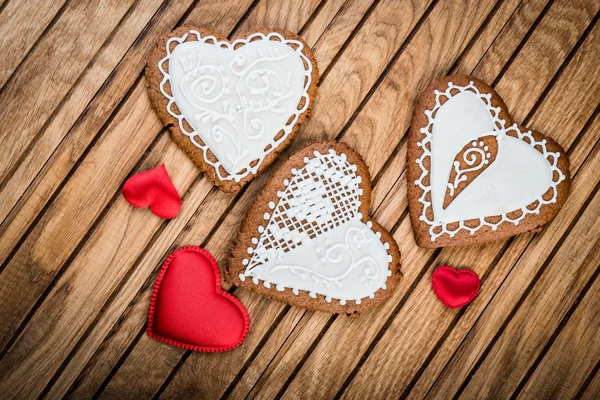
431 266 480 309
147 246 250 352
122 164 181 219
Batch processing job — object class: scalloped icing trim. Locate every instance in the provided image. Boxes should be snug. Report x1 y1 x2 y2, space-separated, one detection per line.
157 30 313 183
414 81 565 242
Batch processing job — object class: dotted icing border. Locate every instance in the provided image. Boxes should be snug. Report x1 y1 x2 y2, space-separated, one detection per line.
157 30 313 183
414 81 565 242
238 148 395 305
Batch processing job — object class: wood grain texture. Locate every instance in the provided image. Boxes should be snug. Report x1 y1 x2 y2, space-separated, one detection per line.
23 1 353 398
517 244 600 399
0 1 260 398
424 120 600 400
0 0 136 180
217 0 574 396
0 0 598 398
458 183 599 399
0 0 179 253
224 0 515 397
86 0 436 397
581 366 600 400
0 0 257 351
0 0 68 89
341 8 600 393
95 0 428 396
288 0 596 396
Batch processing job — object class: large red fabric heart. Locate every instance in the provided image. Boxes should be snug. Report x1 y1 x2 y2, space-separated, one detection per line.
122 164 181 219
147 246 250 352
431 266 480 309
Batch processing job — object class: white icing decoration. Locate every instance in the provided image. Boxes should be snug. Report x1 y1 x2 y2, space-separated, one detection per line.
415 82 565 241
244 150 392 302
446 140 492 197
158 30 313 182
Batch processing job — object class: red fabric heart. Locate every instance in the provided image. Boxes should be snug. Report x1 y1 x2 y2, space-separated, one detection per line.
432 266 480 309
122 164 181 219
147 246 250 352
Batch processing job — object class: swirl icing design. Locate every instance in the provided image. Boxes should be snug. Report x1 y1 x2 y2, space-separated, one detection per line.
158 31 312 182
238 149 393 304
414 81 565 241
444 134 497 208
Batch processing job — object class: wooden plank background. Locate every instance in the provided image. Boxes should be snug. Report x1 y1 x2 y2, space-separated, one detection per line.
0 0 598 398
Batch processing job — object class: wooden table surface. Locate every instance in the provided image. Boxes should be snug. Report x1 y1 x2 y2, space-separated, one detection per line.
0 0 599 398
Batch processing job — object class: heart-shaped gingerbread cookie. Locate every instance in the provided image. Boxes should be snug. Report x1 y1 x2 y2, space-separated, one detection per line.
408 75 570 248
146 27 318 192
227 141 402 315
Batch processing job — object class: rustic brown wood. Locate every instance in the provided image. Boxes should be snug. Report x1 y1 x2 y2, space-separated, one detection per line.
0 0 68 89
97 0 435 396
339 2 600 396
0 1 262 397
517 240 600 399
69 0 436 397
581 366 600 400
0 0 598 399
0 1 350 398
0 0 186 250
412 19 600 398
0 0 137 181
444 175 600 399
233 3 600 398
0 0 261 348
219 0 522 397
420 121 599 400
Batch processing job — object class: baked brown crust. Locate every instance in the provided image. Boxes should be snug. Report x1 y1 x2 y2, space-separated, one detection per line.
226 141 402 316
145 26 319 192
407 74 571 248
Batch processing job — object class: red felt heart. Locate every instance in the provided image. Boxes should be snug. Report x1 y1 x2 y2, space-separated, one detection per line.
122 164 181 219
147 246 250 352
432 266 480 309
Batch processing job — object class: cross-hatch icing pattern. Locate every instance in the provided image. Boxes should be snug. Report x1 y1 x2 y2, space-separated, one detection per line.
414 81 565 241
246 149 363 271
158 30 313 182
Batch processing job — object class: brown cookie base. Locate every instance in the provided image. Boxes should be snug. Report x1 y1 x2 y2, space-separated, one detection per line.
226 141 402 316
407 74 570 248
145 26 319 192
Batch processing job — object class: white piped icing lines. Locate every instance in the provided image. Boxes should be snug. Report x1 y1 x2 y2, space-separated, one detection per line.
158 30 313 182
240 149 393 303
414 81 565 241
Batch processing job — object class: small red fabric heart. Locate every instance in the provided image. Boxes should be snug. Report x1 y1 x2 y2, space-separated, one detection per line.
432 266 480 309
147 246 250 352
122 164 181 219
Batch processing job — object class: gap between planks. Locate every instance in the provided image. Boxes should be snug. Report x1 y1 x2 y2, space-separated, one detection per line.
18 0 376 396
231 3 600 397
0 0 207 354
0 0 596 396
147 0 565 396
124 0 448 396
